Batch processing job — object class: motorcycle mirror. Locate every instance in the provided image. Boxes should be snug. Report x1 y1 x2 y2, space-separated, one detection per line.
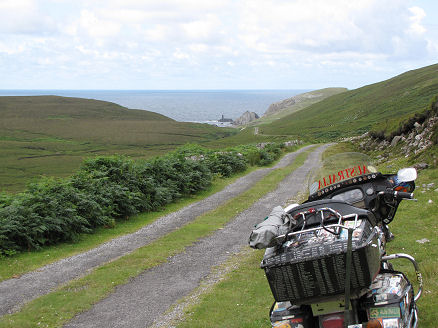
397 168 417 182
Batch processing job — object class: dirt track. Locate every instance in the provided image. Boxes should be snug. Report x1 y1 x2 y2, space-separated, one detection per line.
62 144 329 328
0 145 329 327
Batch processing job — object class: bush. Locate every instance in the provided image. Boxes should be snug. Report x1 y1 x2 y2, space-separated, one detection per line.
206 152 247 177
75 156 143 218
0 193 13 209
0 178 91 253
0 141 288 256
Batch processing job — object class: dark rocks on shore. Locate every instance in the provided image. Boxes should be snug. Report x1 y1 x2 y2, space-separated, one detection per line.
218 114 233 123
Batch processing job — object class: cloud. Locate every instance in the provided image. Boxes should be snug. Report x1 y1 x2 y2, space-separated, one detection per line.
0 0 54 34
173 48 190 60
77 10 121 38
408 6 426 35
0 0 436 89
237 0 428 57
182 14 222 41
0 40 26 55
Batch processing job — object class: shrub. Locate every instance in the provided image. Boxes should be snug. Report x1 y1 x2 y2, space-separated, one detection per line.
259 150 275 166
76 156 148 217
0 178 91 254
0 141 288 256
0 193 13 208
206 152 247 177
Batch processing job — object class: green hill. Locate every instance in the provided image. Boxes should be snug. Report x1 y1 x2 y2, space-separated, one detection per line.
0 96 235 192
259 63 438 141
0 96 233 145
254 88 347 125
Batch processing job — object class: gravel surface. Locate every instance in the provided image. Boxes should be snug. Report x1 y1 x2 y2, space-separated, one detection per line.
63 144 329 328
0 145 315 317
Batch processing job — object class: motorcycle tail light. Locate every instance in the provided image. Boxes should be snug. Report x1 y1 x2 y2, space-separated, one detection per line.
366 319 383 328
320 313 344 328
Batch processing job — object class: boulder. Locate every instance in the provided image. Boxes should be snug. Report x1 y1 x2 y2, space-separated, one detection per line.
391 135 402 147
283 140 302 147
414 163 429 170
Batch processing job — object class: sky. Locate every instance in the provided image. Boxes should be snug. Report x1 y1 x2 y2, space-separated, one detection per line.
0 0 437 90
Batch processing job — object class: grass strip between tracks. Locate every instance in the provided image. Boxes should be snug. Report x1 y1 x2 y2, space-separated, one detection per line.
177 248 272 328
0 148 314 328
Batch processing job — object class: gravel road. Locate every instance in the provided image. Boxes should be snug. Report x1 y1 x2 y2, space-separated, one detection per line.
63 144 329 328
0 144 316 317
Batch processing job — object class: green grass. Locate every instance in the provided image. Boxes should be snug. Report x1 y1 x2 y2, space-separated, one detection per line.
321 142 356 160
260 63 438 141
174 144 438 328
177 248 272 328
384 168 438 327
0 96 236 192
0 147 313 328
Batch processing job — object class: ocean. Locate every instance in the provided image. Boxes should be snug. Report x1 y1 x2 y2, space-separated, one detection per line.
0 89 308 124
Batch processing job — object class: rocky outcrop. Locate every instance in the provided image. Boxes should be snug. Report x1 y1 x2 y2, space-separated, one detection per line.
263 88 347 117
265 97 297 116
283 140 303 147
256 140 303 150
351 111 437 163
400 116 436 156
233 111 259 126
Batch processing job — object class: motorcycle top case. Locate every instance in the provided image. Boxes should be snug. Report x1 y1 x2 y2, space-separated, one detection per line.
261 204 381 304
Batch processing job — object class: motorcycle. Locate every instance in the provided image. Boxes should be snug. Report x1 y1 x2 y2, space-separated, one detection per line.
249 153 423 328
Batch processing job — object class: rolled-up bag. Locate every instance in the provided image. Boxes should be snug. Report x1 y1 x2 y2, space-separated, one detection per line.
249 206 290 249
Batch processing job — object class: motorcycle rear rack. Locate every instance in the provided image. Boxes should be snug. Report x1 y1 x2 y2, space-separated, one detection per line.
382 253 423 302
276 207 360 241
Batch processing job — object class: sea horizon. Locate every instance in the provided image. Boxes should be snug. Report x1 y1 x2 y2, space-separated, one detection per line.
0 88 307 91
0 89 310 123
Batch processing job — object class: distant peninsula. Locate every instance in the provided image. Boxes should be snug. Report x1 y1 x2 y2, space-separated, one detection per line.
231 87 347 127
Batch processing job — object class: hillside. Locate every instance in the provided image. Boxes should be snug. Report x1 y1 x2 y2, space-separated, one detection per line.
0 96 233 145
258 87 347 124
259 63 438 140
0 96 235 192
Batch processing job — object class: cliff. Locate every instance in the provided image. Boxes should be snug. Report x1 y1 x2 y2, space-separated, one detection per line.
263 88 347 117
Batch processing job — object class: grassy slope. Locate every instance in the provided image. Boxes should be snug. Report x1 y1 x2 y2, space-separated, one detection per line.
259 63 438 141
0 96 235 192
253 87 348 125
